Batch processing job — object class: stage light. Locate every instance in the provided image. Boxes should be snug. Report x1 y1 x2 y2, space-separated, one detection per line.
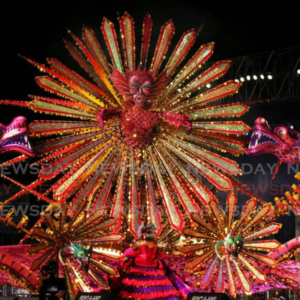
240 77 245 82
260 74 265 79
267 74 273 80
206 83 211 88
253 75 258 80
246 75 251 80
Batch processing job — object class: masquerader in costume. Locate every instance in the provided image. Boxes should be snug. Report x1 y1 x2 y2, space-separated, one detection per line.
119 222 191 300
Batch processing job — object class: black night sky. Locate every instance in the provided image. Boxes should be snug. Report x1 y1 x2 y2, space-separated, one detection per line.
0 0 299 243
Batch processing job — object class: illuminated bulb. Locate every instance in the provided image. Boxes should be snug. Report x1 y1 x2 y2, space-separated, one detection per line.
297 69 300 74
246 75 251 80
206 83 211 88
234 79 239 82
253 75 258 80
260 74 265 79
267 74 273 80
240 77 245 82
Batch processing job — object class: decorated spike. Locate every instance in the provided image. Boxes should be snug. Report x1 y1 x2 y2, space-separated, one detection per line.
148 147 184 231
161 43 214 99
189 103 250 120
110 151 128 233
128 151 142 237
120 12 135 71
144 156 162 236
200 256 218 288
154 144 200 214
101 18 123 73
165 29 196 76
226 193 237 230
164 61 231 108
82 26 111 75
192 121 250 135
139 13 153 69
151 20 175 75
171 80 242 112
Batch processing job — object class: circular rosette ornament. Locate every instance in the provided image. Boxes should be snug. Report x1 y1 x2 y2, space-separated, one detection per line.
181 194 282 297
25 203 124 300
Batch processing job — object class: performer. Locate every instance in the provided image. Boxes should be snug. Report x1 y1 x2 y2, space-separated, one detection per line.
119 223 191 300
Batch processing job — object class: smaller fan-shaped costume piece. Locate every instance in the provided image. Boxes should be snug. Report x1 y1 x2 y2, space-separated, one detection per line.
181 194 282 297
119 223 191 300
25 203 124 300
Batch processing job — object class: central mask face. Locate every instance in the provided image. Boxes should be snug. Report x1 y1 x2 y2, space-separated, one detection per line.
128 71 153 107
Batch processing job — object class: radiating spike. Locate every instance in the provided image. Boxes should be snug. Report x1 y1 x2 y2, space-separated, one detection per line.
164 61 230 108
154 144 200 214
29 120 98 136
27 243 50 254
129 151 141 237
238 253 266 282
0 155 28 169
226 193 237 230
101 18 123 73
36 76 99 109
179 243 214 255
173 132 246 155
165 29 196 76
183 228 218 240
144 156 162 236
192 121 250 135
200 256 218 287
148 147 184 230
243 240 281 251
81 233 124 244
110 151 128 233
242 250 276 266
151 20 175 75
53 140 115 200
34 131 104 155
140 13 153 69
185 249 215 271
92 247 124 261
88 269 109 289
157 141 213 205
225 257 236 297
23 56 105 107
189 103 250 120
89 258 118 276
165 136 241 174
48 58 110 104
243 223 282 240
120 12 135 71
68 30 121 104
161 43 214 99
82 26 111 75
29 98 96 120
215 259 225 293
162 140 233 190
1 175 54 203
4 179 43 205
190 213 219 237
209 200 225 226
171 81 242 112
232 198 257 234
92 147 124 212
242 204 270 233
40 138 109 179
232 259 251 294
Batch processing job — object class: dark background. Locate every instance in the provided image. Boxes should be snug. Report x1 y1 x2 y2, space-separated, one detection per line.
0 0 299 243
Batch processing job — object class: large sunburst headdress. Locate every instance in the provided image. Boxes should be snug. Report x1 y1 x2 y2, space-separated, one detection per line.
0 12 255 239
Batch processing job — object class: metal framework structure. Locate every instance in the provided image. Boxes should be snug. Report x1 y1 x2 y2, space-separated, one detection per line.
207 46 300 103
